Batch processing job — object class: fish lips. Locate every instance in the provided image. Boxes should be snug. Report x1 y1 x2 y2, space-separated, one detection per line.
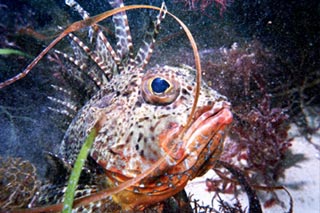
162 101 233 173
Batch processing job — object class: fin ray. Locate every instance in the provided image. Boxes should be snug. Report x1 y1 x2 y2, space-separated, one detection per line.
109 0 135 70
135 3 167 69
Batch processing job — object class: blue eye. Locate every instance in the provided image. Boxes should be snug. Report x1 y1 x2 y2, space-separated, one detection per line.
142 74 179 105
151 77 170 93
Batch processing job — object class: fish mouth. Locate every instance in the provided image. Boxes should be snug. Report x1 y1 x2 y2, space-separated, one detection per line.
102 101 232 209
183 101 233 153
182 101 232 170
163 101 233 173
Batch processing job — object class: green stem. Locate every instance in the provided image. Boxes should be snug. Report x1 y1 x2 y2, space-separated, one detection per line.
0 48 32 58
62 126 98 213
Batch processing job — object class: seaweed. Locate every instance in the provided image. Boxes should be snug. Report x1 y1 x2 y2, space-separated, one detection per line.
62 120 100 213
175 0 234 15
0 157 40 210
197 40 297 210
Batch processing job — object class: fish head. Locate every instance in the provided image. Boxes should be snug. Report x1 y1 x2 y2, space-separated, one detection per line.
88 64 232 193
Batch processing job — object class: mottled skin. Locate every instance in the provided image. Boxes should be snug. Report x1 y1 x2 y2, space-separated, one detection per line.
0 0 233 211
58 64 232 210
53 0 232 211
60 65 228 175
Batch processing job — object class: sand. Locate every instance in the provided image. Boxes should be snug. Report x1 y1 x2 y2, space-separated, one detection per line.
185 124 320 212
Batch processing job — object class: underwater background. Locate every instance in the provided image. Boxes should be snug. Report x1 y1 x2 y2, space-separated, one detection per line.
0 0 319 212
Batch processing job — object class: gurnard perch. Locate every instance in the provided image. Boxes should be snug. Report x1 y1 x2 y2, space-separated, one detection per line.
1 0 233 211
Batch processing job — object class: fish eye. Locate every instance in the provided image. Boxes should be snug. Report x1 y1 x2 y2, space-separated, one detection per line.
150 77 171 94
142 75 180 105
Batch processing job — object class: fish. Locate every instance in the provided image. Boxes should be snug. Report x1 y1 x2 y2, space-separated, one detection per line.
0 0 232 212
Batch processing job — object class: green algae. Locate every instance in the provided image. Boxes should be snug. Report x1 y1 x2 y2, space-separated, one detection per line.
0 48 32 58
62 125 98 213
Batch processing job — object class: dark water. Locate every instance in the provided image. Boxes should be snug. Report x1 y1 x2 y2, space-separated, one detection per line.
0 0 319 211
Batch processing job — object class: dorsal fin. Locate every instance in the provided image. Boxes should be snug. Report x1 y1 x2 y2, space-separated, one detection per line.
96 30 121 79
65 0 118 83
109 0 135 71
65 0 94 41
135 3 167 69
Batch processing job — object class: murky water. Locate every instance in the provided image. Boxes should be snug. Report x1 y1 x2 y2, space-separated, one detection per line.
0 0 319 212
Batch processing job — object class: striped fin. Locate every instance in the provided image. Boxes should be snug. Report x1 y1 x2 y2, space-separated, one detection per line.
65 1 118 81
65 0 95 42
47 85 78 118
54 49 87 72
109 0 135 70
65 0 90 19
67 33 112 87
51 48 91 90
47 96 77 112
47 84 86 124
48 106 74 119
95 30 120 79
135 2 167 69
50 84 73 98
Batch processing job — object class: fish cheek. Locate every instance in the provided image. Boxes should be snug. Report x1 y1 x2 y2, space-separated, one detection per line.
158 122 185 162
93 92 117 108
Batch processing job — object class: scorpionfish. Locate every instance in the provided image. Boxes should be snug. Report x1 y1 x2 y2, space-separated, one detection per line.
2 0 233 212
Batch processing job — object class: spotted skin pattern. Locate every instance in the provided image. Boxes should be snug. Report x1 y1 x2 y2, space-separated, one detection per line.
31 0 233 211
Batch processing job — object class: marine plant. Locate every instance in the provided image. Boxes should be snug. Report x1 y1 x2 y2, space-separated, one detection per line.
194 41 295 211
175 0 234 14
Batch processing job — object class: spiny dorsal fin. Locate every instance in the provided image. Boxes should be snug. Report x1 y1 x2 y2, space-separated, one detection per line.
135 2 167 69
65 0 90 19
54 49 87 71
95 30 120 79
67 33 107 87
65 0 95 42
65 0 117 83
109 0 135 70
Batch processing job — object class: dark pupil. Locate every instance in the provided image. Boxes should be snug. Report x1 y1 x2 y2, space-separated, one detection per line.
151 77 170 93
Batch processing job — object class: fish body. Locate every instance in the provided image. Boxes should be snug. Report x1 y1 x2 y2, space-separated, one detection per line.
11 0 233 211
